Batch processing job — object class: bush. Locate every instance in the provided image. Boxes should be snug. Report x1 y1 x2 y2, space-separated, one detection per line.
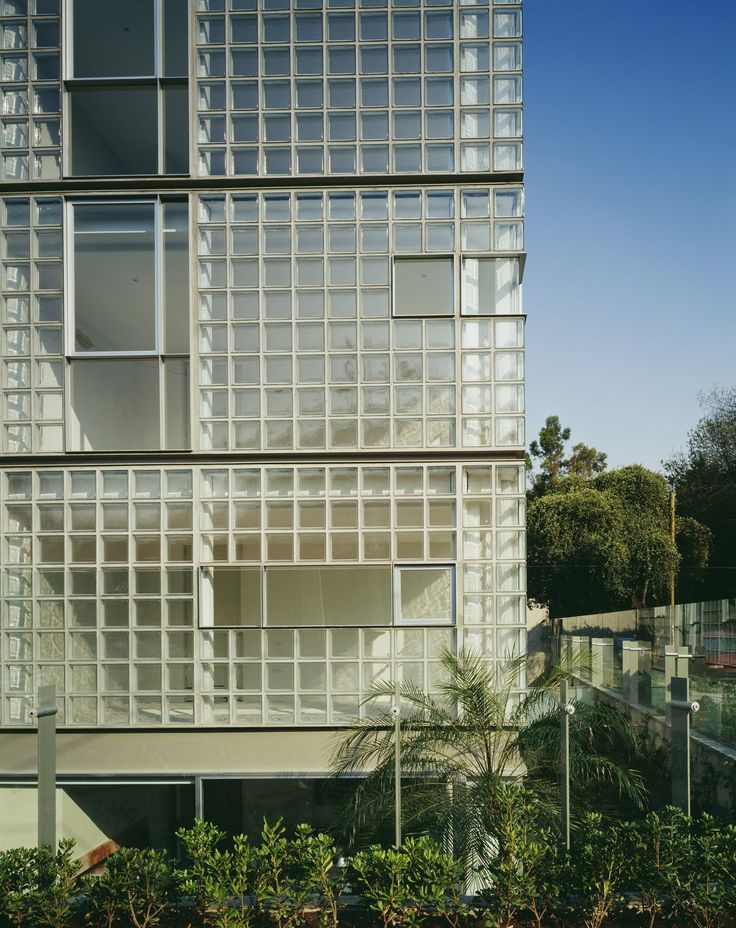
568 813 626 928
620 807 689 928
475 784 563 928
0 839 79 928
348 835 464 928
671 813 736 928
85 848 174 928
0 813 735 928
175 820 255 928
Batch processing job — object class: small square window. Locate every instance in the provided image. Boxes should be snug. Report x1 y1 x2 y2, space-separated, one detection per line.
394 257 454 317
395 566 454 625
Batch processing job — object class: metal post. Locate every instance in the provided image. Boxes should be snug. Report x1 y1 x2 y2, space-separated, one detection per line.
665 647 690 723
30 684 58 849
670 676 699 815
559 679 575 852
669 490 676 643
392 683 401 847
194 776 204 821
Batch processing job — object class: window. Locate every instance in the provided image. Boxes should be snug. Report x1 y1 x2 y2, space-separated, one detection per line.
200 567 262 628
67 0 188 176
67 199 190 451
395 566 454 624
393 257 454 316
199 565 456 628
266 566 391 626
461 257 520 315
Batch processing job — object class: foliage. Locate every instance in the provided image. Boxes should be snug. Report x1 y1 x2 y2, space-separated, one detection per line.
91 848 174 928
34 840 79 928
474 784 562 928
620 807 690 928
0 840 79 928
665 387 736 566
289 824 344 928
670 813 736 928
527 486 630 617
331 649 646 871
347 836 463 928
568 813 627 928
528 464 688 615
527 415 607 497
1 813 736 928
175 819 255 928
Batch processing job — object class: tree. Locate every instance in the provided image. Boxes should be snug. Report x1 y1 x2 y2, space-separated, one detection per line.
527 416 607 497
331 650 646 871
666 386 736 585
528 466 682 616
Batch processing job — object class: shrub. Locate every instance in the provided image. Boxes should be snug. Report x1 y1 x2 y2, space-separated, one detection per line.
0 839 79 928
671 814 736 928
475 784 563 928
620 807 689 928
175 820 256 928
85 848 174 928
569 813 626 928
348 836 463 928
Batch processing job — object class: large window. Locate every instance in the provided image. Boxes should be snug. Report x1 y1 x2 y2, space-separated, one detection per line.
200 565 454 628
266 566 391 626
67 0 188 176
67 199 190 451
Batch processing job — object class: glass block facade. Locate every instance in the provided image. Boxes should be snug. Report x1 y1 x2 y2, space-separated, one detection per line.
0 0 525 755
195 2 522 177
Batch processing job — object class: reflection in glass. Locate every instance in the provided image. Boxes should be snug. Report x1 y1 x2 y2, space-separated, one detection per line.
73 202 156 352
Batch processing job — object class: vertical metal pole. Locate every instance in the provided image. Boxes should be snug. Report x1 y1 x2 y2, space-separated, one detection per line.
670 490 676 642
393 684 401 847
194 776 204 821
35 683 58 849
559 679 573 852
670 676 698 815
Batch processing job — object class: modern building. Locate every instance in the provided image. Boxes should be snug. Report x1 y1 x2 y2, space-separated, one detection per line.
0 0 525 850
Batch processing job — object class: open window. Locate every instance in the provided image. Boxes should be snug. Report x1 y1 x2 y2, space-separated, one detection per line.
461 257 520 315
199 567 262 628
67 0 188 176
393 256 454 316
67 199 190 451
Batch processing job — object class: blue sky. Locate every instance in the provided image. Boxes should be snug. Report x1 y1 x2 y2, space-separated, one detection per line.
523 0 736 471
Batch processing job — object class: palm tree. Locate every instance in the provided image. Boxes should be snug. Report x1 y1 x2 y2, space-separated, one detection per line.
331 649 646 863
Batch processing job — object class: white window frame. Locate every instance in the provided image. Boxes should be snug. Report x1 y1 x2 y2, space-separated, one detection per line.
392 254 455 318
65 198 162 358
394 564 456 626
198 566 264 629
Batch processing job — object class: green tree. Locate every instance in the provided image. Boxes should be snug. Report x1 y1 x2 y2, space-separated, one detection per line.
331 650 645 873
666 386 736 595
527 416 607 497
528 465 684 615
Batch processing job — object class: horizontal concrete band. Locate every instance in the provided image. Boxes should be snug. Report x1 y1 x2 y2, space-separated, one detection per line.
0 729 343 777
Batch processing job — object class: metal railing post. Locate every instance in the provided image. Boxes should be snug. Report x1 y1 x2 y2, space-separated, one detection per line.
30 683 58 849
670 676 699 815
559 679 575 852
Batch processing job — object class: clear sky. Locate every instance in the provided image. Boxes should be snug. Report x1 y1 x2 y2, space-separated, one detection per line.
523 0 736 472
